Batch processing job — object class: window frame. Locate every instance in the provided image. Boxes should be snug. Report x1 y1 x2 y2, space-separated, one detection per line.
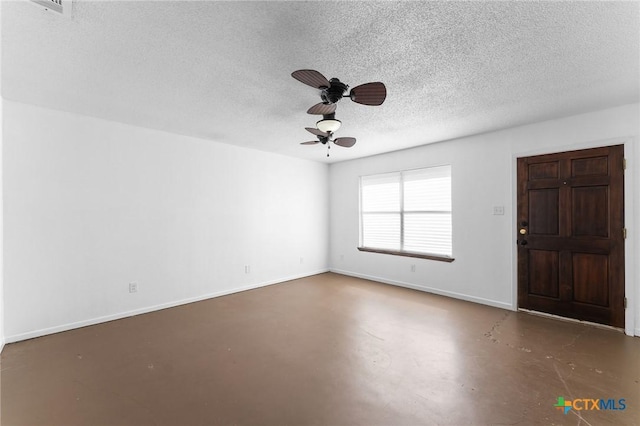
358 165 454 263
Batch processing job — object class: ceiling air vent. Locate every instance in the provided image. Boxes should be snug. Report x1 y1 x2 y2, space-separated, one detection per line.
30 0 72 18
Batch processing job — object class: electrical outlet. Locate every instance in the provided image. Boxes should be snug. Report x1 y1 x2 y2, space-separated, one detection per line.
129 282 138 293
493 206 505 215
244 265 250 274
340 254 344 261
300 257 304 264
410 264 416 272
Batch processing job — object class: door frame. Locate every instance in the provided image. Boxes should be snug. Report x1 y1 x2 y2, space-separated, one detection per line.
511 137 637 336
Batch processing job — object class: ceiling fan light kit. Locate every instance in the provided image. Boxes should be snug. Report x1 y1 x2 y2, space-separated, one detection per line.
292 69 386 157
316 116 341 133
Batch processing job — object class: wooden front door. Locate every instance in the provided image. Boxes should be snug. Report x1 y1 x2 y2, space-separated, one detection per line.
517 145 625 328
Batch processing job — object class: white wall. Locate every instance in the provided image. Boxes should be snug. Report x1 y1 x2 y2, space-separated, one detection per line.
3 101 329 342
0 94 4 352
3 101 637 343
0 1 5 353
329 103 640 336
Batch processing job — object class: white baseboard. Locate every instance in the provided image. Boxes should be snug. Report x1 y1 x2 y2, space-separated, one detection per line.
5 269 329 344
635 327 640 337
330 268 513 311
0 339 4 354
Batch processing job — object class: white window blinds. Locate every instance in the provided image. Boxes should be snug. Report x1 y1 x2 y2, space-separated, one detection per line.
360 165 452 257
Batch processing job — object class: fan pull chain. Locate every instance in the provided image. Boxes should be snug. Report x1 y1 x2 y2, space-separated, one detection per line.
327 144 330 157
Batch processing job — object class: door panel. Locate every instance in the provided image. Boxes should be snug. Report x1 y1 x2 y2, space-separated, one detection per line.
529 161 559 179
571 186 608 236
572 253 609 306
529 189 559 235
571 156 608 177
517 145 625 328
528 250 560 298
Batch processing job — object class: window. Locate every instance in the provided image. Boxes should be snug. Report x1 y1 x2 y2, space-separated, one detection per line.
359 165 453 261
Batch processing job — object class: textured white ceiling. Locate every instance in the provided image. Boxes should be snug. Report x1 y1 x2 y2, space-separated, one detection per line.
2 0 639 163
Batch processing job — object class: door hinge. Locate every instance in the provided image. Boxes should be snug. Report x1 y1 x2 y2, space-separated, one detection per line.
624 297 627 309
623 158 627 171
623 228 627 239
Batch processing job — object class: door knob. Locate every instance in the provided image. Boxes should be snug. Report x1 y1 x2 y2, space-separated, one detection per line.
519 229 527 235
519 240 528 246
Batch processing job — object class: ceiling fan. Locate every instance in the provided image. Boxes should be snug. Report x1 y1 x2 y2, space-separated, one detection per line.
301 126 356 157
292 69 387 115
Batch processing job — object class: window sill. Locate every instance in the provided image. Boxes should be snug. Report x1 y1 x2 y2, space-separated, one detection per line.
357 247 455 263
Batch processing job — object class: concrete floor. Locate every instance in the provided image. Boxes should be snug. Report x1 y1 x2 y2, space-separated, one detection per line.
1 272 638 425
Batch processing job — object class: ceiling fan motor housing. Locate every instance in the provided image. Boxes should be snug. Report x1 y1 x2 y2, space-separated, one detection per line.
321 78 348 104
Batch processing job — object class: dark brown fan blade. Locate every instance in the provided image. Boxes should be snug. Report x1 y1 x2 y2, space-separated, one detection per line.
333 137 356 148
307 102 337 115
300 141 320 145
305 127 329 137
349 82 387 106
291 69 330 89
